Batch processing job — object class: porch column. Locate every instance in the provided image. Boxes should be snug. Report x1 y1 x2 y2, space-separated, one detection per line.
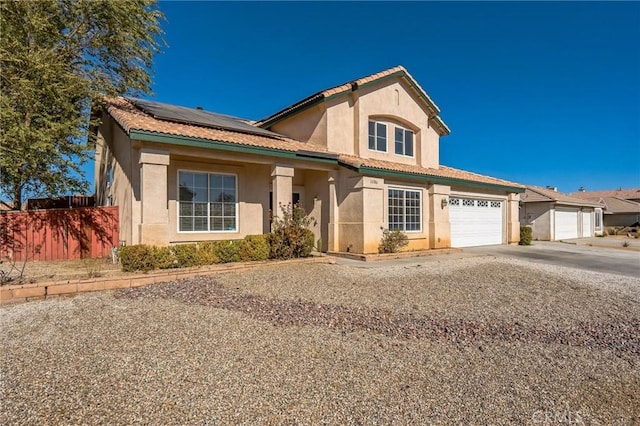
139 149 170 246
428 183 451 248
271 163 294 219
507 192 521 244
327 171 339 252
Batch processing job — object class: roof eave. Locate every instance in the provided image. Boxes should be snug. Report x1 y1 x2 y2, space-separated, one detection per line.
347 164 524 193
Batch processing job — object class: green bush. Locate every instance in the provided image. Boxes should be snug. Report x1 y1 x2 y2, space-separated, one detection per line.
172 244 199 268
153 246 176 269
210 240 241 263
519 225 532 245
196 242 220 265
607 227 618 236
119 245 156 272
269 203 317 259
239 235 270 262
378 229 409 253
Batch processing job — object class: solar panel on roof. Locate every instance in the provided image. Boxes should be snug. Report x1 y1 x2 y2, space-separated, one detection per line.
126 97 282 139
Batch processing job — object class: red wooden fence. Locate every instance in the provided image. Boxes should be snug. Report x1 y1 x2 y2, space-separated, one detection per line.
0 206 119 261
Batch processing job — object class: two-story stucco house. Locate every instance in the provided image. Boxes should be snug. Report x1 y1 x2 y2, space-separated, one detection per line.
95 66 524 254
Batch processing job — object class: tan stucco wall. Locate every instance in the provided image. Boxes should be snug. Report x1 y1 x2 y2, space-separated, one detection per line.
520 202 552 241
267 76 442 169
270 104 327 148
302 170 330 252
166 160 270 244
95 116 136 246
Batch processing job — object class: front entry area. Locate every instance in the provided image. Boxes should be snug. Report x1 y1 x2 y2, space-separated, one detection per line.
450 197 504 247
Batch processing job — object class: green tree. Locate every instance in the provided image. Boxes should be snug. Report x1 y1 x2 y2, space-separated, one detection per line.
0 0 164 209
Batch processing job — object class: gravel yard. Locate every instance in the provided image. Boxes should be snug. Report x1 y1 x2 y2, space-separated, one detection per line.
1 256 639 424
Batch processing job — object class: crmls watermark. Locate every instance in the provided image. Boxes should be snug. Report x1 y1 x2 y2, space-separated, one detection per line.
531 406 585 424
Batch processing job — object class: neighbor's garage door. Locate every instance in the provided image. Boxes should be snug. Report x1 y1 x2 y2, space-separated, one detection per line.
450 198 503 247
581 211 592 237
554 209 579 240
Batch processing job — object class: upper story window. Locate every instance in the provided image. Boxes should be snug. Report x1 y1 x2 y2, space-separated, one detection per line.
395 127 414 157
368 121 387 152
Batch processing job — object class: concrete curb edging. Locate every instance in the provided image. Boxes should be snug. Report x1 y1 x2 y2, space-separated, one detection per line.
328 248 462 262
0 256 335 306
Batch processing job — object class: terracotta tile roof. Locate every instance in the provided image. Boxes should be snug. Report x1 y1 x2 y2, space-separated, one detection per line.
255 65 450 135
521 186 603 207
338 155 524 189
104 97 319 153
569 188 640 201
104 98 520 191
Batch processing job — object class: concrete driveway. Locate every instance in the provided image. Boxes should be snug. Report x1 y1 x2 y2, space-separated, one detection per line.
464 242 640 278
336 241 640 278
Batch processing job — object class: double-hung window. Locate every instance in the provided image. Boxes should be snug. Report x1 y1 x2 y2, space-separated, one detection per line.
368 121 387 152
178 171 237 232
394 127 414 157
388 188 421 232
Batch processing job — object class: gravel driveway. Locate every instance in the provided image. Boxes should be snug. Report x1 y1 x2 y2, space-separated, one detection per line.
1 257 639 424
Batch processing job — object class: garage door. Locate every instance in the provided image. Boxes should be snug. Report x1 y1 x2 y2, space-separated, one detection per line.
450 198 503 247
582 211 592 237
554 209 579 240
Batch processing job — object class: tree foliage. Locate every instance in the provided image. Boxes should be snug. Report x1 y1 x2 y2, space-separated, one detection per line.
0 0 164 209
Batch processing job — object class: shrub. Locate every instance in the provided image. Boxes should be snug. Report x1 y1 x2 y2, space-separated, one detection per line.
196 242 220 265
608 227 618 236
269 203 317 259
519 225 533 245
622 240 631 247
378 229 409 253
211 240 241 263
119 245 156 272
172 244 199 268
153 246 176 269
239 235 270 262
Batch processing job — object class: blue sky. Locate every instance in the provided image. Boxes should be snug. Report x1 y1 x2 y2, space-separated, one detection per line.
99 1 640 193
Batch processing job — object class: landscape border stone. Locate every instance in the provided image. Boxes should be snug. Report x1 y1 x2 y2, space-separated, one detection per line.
0 256 334 305
328 248 462 262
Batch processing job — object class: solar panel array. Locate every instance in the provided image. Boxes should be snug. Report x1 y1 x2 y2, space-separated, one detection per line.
126 97 282 138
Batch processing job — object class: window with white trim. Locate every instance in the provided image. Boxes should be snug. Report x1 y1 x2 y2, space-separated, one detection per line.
394 127 414 157
594 208 602 230
388 188 421 232
178 171 237 232
368 121 387 152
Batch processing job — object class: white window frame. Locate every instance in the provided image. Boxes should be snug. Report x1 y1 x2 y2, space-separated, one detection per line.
368 120 388 153
387 187 422 233
177 169 239 233
594 208 602 231
394 126 414 157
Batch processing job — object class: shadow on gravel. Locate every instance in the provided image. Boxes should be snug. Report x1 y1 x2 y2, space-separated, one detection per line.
115 276 640 359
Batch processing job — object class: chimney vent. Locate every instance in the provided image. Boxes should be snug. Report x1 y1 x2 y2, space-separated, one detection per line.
196 106 203 110
546 186 557 192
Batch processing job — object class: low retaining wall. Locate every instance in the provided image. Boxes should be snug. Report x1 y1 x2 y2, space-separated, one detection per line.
1 256 335 305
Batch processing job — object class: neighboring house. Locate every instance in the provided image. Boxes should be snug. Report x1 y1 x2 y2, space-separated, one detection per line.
570 187 640 203
95 66 524 254
520 186 604 240
569 188 640 227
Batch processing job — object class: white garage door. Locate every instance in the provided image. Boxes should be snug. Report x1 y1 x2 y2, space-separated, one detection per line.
582 211 592 237
554 209 579 240
450 198 503 247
